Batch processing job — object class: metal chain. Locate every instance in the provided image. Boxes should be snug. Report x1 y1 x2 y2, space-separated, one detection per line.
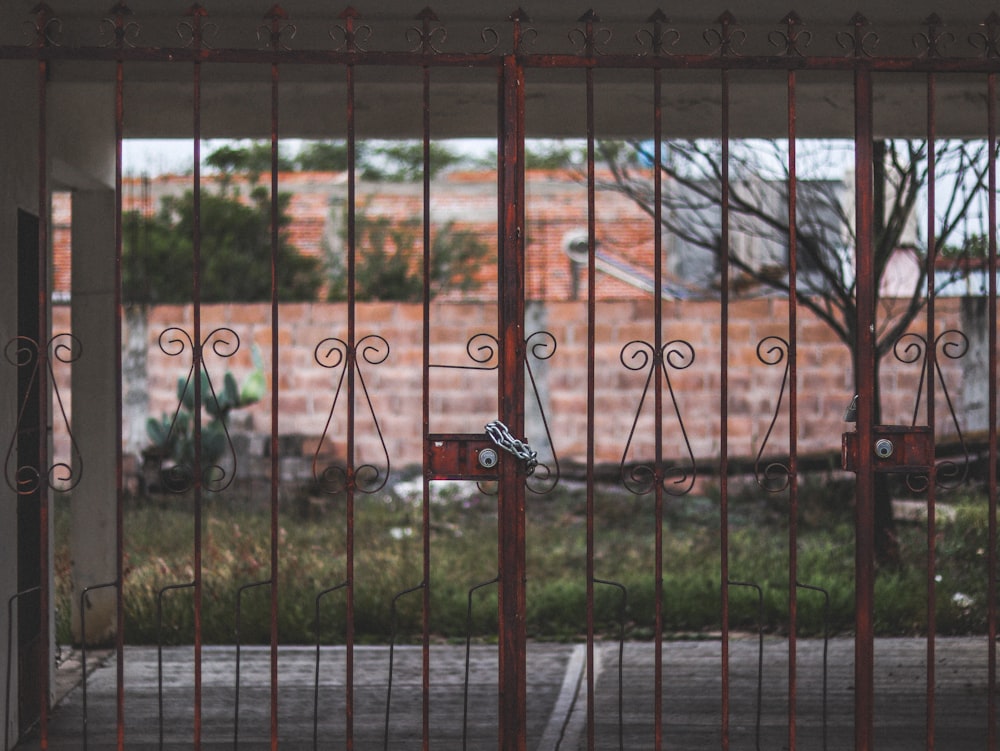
485 420 538 476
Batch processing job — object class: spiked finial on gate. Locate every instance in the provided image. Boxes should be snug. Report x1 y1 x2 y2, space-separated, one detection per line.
971 12 1000 58
108 1 131 18
260 4 294 51
102 2 140 49
508 8 530 24
410 7 444 55
770 11 810 57
508 8 533 54
263 4 288 20
637 10 678 57
336 6 367 53
29 2 59 47
640 8 680 57
180 3 211 50
705 11 745 57
571 9 603 57
915 13 953 58
838 12 877 58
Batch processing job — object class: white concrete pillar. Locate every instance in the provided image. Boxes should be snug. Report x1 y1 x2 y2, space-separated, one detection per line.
70 189 118 645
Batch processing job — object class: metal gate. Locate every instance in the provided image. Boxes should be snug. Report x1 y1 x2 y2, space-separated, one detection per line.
3 5 1000 750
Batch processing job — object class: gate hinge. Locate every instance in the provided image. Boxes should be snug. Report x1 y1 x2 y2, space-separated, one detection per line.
841 425 933 473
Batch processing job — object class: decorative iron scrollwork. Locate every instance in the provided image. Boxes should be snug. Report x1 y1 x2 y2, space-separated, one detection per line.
704 11 746 58
430 332 498 371
754 336 792 493
27 2 61 48
970 12 1000 58
4 333 83 495
913 13 954 58
569 10 611 57
406 7 446 54
152 326 241 494
769 12 811 57
837 12 878 58
330 7 372 53
258 5 296 52
100 2 141 49
313 334 391 495
635 10 679 57
893 329 970 491
525 330 560 494
619 339 697 497
176 4 218 50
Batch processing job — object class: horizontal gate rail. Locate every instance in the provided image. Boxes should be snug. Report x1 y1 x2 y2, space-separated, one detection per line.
1 10 1000 73
6 44 1000 73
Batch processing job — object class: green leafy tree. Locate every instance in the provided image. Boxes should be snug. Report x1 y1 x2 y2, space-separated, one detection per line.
295 139 468 182
123 186 323 304
205 141 294 182
525 140 586 169
327 207 491 302
295 140 359 172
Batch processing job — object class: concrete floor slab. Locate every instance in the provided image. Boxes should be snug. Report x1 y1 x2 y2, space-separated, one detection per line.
15 637 998 750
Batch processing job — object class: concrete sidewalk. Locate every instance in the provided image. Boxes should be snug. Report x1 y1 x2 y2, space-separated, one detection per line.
22 637 998 750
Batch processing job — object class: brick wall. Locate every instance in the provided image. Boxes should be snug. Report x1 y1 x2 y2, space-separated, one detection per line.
50 297 976 490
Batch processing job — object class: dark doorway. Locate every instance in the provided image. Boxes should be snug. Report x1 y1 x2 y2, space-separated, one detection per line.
16 207 42 737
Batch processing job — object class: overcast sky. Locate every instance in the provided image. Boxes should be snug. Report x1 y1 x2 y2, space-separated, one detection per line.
122 137 500 176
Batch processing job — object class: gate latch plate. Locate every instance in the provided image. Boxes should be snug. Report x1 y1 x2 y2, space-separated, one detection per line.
841 425 933 473
427 434 500 481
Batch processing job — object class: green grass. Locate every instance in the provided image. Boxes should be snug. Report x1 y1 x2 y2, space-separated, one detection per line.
53 474 997 646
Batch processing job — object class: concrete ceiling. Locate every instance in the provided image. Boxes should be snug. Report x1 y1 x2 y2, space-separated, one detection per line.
12 0 1000 28
12 1 1000 139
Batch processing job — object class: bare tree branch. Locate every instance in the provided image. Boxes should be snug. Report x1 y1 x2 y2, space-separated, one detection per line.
599 137 987 366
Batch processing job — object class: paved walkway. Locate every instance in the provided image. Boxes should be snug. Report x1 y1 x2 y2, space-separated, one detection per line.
19 637 998 749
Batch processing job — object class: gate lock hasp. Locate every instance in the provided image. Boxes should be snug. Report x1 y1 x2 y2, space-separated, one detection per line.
427 421 537 480
842 425 933 473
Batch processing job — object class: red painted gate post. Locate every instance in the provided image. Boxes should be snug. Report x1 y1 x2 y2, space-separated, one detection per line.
853 62 877 751
497 50 527 751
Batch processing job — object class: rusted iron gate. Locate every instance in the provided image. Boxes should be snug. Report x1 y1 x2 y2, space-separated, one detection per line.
3 4 1000 750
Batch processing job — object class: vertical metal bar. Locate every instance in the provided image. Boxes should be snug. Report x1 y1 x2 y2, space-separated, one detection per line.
585 50 597 751
652 63 664 751
312 583 347 750
79 581 118 749
190 12 204 747
853 63 877 751
497 52 526 751
268 20 282 750
35 22 51 749
987 70 998 751
924 70 938 751
719 66 731 751
5 588 39 751
419 19 433 748
786 66 799 751
113 22 126 751
343 11 359 746
234 579 271 748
